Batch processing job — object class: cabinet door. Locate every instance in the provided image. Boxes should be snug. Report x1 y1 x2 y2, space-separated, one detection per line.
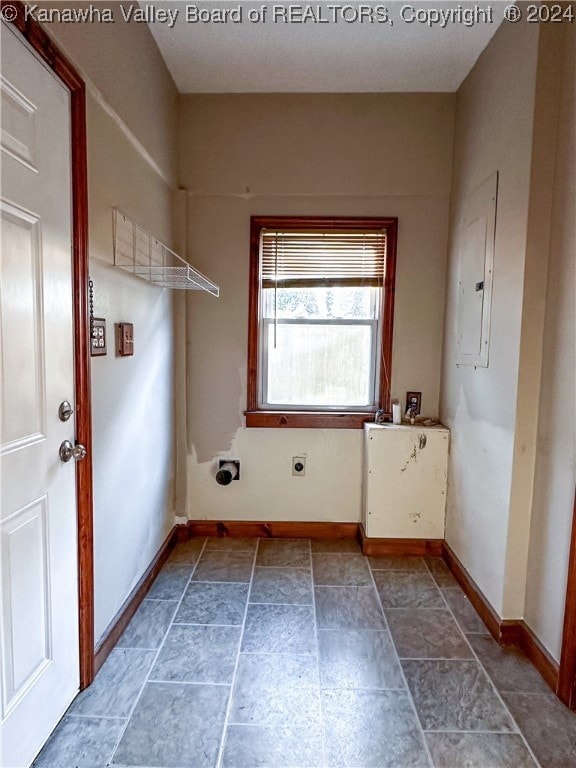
364 428 449 538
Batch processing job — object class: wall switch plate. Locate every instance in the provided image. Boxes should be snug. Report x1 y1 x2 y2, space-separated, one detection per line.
116 323 134 356
90 318 107 356
292 456 306 476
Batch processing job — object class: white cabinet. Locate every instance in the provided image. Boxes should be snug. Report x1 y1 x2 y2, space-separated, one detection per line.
362 423 450 539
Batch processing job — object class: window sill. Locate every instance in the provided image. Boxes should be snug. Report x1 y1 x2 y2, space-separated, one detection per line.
244 411 380 429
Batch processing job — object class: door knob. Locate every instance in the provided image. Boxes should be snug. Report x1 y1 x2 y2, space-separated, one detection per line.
59 440 87 463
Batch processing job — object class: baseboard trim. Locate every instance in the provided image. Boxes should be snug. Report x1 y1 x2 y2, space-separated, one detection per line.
517 619 560 692
442 541 559 692
94 526 179 675
184 521 443 557
359 525 443 556
442 541 504 641
185 520 360 539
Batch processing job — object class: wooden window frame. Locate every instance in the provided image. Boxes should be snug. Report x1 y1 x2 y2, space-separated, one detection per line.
246 216 397 429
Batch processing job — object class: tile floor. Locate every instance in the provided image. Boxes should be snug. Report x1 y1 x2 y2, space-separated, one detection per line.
34 537 576 768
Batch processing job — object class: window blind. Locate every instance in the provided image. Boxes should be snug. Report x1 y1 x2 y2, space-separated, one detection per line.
261 229 387 287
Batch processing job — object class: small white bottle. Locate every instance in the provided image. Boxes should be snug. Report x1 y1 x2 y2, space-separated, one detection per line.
392 402 401 425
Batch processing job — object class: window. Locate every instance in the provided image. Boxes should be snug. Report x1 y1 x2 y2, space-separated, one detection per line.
246 216 397 428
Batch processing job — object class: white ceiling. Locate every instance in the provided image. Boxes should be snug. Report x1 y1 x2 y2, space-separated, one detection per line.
144 1 504 93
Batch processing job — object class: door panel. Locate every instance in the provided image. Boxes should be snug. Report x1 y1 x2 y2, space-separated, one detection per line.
0 74 38 173
0 202 45 448
0 23 79 768
1 497 51 711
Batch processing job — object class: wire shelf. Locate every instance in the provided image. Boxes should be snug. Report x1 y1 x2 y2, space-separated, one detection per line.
113 209 219 296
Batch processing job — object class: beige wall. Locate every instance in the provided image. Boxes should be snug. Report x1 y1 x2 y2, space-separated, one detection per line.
36 1 178 185
86 98 177 643
43 18 179 643
179 93 454 521
524 23 576 660
440 20 540 615
501 24 565 618
440 17 574 660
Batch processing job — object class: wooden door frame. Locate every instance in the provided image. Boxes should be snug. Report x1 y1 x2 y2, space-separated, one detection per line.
4 1 94 688
558 488 576 709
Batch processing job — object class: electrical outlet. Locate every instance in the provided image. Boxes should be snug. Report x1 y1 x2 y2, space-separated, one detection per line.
292 456 306 476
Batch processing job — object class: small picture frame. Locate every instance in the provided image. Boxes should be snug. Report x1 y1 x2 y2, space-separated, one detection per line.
405 391 422 416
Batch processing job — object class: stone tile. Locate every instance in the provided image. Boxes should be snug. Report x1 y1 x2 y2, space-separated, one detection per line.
222 724 323 768
112 682 228 768
116 599 177 649
467 633 551 694
425 732 537 768
241 603 315 654
315 586 386 630
256 538 311 568
204 537 259 552
151 624 240 684
386 609 473 659
175 581 248 625
192 550 254 582
402 659 515 732
322 689 429 767
311 538 361 553
146 565 192 601
502 692 576 768
441 587 489 634
33 715 125 768
373 571 445 609
318 629 404 690
368 556 427 572
167 537 206 565
312 553 372 586
425 557 458 587
68 648 156 718
250 567 312 605
229 653 320 726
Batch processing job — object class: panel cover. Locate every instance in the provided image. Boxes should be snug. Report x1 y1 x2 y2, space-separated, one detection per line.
1 497 51 716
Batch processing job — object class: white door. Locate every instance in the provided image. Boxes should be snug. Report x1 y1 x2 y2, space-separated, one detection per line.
0 23 80 768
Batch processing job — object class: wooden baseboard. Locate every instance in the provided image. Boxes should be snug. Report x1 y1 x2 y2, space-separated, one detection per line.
359 525 443 556
185 521 442 558
185 520 360 539
517 619 560 692
442 541 504 641
93 526 179 675
442 541 559 693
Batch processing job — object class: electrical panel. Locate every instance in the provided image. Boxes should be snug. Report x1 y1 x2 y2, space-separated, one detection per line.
456 171 498 368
